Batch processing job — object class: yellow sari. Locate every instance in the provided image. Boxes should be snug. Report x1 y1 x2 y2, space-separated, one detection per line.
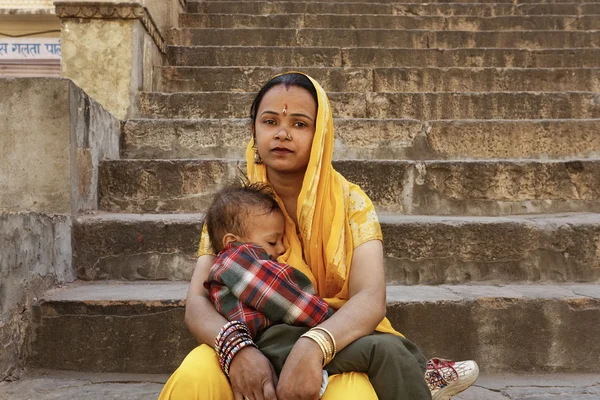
160 73 398 399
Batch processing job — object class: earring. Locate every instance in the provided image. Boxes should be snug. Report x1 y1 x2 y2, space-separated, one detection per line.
252 139 263 164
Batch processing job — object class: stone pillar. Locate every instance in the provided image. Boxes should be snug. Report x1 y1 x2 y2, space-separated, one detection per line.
55 1 168 119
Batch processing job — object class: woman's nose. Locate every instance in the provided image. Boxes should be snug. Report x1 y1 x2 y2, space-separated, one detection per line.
274 128 290 140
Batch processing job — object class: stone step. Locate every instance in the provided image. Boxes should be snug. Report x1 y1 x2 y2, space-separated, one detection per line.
121 118 600 161
179 14 600 31
158 66 373 93
2 371 599 400
30 280 600 373
187 1 397 15
187 0 600 3
167 46 343 67
394 3 600 17
0 370 168 400
186 1 600 16
99 158 600 216
168 46 600 68
138 91 600 120
157 66 600 93
169 28 600 49
72 212 600 284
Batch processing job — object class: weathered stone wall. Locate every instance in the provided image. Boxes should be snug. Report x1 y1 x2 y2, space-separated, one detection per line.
0 78 119 214
0 77 119 380
0 213 72 380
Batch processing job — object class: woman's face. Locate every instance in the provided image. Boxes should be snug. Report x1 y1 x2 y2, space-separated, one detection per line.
253 84 317 174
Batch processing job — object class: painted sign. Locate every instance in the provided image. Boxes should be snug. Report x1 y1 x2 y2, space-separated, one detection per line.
0 38 61 60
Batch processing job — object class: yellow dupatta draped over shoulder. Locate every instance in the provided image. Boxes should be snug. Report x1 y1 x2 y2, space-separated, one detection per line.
245 73 402 337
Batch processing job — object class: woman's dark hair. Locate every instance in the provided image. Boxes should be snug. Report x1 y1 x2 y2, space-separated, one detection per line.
204 181 281 253
250 73 319 128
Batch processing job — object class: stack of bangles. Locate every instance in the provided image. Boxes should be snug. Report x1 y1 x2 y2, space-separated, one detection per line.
215 321 257 377
300 327 337 366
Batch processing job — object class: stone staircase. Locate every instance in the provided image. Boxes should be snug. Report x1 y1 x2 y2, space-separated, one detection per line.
29 0 600 387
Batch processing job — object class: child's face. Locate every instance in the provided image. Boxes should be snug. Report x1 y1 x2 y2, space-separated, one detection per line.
242 210 286 259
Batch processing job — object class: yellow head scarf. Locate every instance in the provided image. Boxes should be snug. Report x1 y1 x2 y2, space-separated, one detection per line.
246 73 401 336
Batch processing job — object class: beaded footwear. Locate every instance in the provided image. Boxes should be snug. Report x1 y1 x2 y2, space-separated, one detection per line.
425 358 479 400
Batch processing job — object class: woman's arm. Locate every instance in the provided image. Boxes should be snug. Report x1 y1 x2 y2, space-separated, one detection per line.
311 239 386 348
276 239 386 399
185 255 278 400
184 254 227 343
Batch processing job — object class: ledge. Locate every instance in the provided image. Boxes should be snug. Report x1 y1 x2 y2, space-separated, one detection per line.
54 1 165 53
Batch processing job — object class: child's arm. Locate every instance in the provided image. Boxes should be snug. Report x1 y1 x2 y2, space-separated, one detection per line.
214 244 333 328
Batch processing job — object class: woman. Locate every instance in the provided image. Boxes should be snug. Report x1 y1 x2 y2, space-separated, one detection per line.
159 73 476 400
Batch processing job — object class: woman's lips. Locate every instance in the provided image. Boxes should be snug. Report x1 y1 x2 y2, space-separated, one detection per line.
271 147 293 154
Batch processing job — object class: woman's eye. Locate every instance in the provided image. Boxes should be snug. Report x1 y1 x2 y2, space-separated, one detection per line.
263 119 276 125
294 121 307 128
268 242 276 246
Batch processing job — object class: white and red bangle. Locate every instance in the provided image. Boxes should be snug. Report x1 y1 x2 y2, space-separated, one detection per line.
215 321 256 377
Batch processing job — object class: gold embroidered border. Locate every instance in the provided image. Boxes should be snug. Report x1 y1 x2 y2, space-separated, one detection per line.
54 1 166 54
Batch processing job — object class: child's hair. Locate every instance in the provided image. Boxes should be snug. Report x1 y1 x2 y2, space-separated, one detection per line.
204 182 281 253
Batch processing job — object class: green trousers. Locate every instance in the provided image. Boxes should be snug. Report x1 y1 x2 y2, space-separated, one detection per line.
256 324 432 400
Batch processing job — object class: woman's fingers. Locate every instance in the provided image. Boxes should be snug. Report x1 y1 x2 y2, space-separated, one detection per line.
277 338 324 399
233 391 245 400
229 346 278 400
262 380 278 400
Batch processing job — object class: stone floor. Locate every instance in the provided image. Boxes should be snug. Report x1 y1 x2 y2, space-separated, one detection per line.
1 370 599 399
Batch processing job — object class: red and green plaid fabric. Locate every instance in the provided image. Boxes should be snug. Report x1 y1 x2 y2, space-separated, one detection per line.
205 242 334 338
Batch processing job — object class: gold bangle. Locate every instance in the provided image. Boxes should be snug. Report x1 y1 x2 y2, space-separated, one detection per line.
305 331 331 363
301 332 327 365
312 331 333 364
301 331 332 366
315 332 333 365
311 327 337 358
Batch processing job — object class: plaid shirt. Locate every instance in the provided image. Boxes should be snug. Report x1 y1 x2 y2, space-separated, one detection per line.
204 242 334 338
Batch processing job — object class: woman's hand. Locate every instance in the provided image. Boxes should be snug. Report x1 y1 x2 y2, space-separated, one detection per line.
276 338 324 400
229 346 278 400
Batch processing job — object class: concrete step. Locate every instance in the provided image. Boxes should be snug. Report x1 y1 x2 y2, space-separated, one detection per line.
169 28 600 49
30 280 600 373
138 91 600 120
157 66 600 93
99 158 600 215
121 118 600 161
186 1 600 16
72 212 600 284
167 46 600 68
2 371 599 400
179 14 600 31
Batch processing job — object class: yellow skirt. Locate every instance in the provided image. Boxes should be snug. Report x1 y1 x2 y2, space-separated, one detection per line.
159 345 378 400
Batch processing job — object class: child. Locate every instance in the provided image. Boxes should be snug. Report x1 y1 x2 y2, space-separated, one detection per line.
203 183 478 400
